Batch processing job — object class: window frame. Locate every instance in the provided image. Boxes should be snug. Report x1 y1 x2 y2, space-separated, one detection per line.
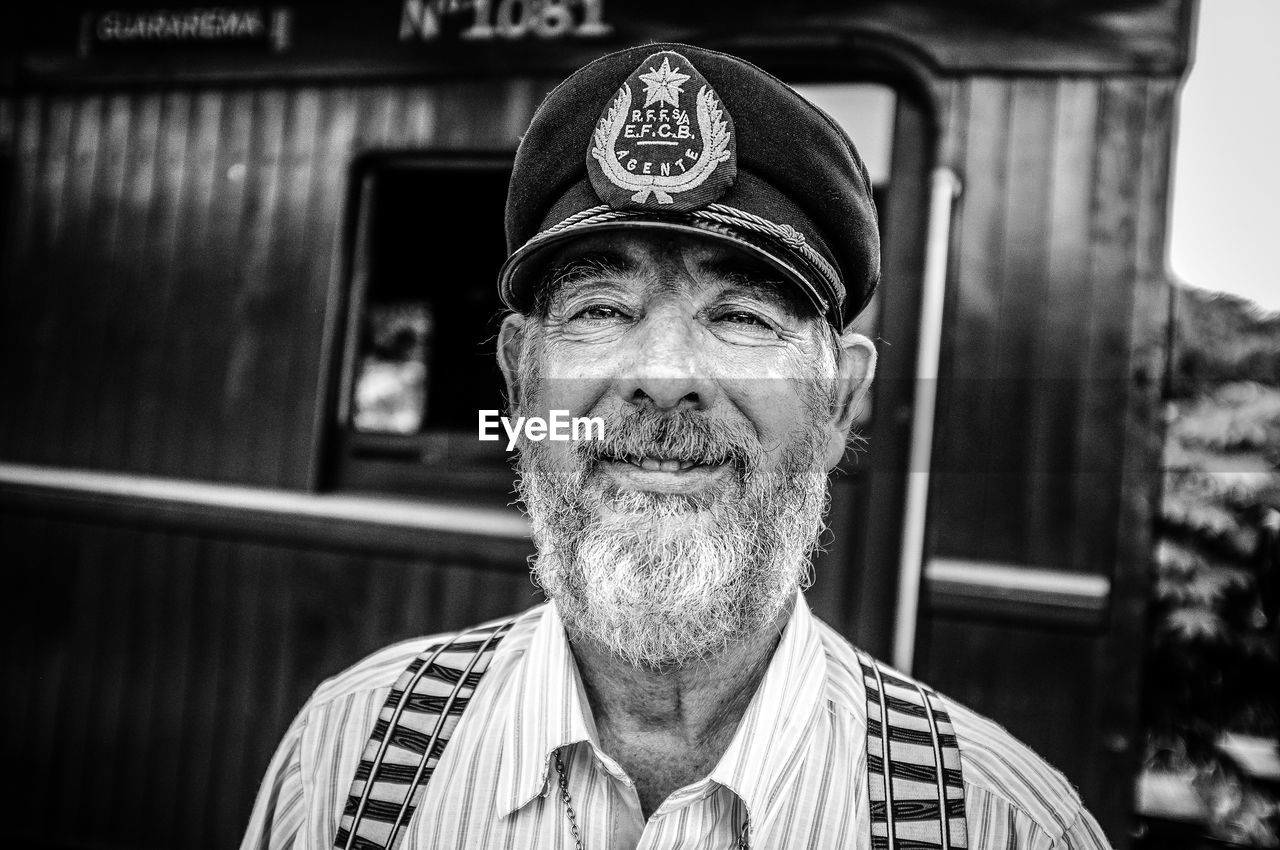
322 151 517 503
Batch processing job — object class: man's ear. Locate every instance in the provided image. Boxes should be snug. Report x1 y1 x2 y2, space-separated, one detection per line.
823 330 877 471
497 313 528 411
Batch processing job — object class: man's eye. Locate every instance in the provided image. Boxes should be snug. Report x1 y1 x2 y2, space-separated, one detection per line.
572 305 629 321
717 311 768 327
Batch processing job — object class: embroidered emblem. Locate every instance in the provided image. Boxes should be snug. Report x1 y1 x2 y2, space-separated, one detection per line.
587 50 736 211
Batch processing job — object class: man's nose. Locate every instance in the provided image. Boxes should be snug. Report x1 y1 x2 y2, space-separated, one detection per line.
617 313 717 411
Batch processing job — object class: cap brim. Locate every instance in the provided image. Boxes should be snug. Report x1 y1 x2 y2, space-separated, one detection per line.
498 217 837 326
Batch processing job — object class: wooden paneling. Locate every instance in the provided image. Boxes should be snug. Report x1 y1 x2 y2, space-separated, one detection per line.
1 510 541 850
930 74 1172 577
0 84 558 850
919 74 1175 845
917 616 1105 788
0 81 553 490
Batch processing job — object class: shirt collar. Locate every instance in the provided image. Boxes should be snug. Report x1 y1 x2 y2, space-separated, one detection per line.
497 601 604 817
496 592 829 821
708 592 828 821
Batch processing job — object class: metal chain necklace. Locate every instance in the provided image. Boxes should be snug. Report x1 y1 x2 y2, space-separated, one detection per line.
553 749 750 849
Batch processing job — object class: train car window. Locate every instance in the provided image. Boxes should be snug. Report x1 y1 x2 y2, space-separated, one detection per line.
327 155 515 501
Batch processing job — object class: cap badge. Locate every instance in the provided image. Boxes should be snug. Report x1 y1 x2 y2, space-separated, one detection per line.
587 51 736 211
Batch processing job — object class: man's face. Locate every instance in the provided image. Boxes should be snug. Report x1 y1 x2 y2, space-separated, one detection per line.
500 231 874 668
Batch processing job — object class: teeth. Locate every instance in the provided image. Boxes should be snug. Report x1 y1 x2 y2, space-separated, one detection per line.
602 454 719 471
633 457 701 472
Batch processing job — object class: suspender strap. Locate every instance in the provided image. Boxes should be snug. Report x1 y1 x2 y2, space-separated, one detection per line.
334 616 517 850
334 620 962 850
857 649 968 850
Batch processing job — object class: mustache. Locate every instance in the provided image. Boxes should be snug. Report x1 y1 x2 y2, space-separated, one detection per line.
573 406 762 472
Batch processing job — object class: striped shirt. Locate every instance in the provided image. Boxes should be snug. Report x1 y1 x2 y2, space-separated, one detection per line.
241 593 1112 849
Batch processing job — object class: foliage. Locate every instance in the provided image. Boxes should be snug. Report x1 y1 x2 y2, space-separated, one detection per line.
1146 285 1280 846
1169 286 1280 399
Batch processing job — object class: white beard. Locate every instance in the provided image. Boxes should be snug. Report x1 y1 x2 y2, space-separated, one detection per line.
515 403 833 670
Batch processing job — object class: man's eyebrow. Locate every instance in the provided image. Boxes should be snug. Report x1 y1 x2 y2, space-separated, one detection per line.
700 257 806 315
545 252 635 293
532 250 635 316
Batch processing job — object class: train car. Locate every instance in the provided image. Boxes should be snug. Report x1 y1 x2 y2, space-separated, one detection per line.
0 2 1190 847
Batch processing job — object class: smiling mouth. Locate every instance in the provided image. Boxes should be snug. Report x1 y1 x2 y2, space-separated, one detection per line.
596 452 729 472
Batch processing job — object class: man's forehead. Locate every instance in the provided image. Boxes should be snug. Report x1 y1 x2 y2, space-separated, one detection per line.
540 231 812 314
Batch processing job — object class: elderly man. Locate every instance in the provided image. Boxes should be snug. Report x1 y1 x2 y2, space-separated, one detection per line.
242 44 1112 850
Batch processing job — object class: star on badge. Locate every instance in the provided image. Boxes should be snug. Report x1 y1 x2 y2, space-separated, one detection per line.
639 57 691 108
